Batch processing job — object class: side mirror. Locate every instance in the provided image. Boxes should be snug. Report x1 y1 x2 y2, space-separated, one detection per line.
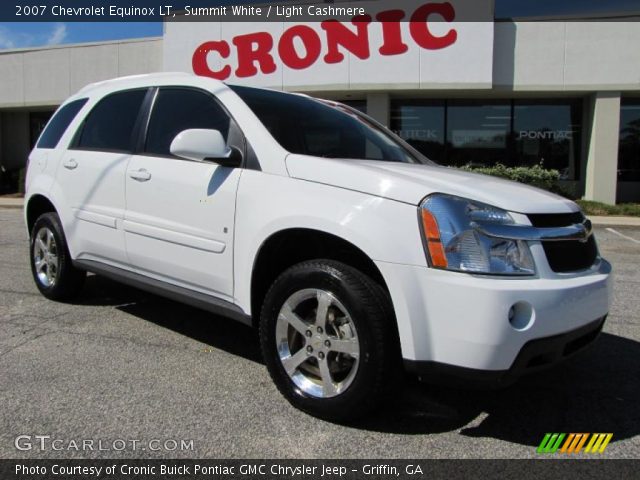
169 129 242 167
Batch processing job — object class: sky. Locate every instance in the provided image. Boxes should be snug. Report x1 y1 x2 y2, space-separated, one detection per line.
0 0 639 51
0 22 161 50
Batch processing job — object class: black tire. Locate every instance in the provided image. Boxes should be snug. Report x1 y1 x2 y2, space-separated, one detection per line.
29 212 85 301
259 260 400 422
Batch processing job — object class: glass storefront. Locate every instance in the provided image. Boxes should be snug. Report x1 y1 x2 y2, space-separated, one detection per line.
619 98 640 182
513 101 582 180
447 100 511 168
342 100 367 114
391 99 583 180
389 100 446 163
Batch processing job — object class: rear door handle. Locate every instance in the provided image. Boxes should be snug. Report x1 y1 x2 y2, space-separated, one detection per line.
129 169 152 182
63 159 78 170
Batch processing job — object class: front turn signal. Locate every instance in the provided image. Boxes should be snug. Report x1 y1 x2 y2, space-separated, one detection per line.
420 209 448 268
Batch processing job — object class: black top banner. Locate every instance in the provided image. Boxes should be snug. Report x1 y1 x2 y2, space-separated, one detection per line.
6 1 488 23
4 0 640 23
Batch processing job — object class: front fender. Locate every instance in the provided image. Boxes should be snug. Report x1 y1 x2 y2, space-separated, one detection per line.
233 170 426 315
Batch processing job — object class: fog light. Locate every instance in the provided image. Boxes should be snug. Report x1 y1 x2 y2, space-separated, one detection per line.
509 302 535 331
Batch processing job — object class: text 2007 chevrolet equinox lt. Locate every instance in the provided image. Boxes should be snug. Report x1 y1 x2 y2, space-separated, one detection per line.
25 73 611 421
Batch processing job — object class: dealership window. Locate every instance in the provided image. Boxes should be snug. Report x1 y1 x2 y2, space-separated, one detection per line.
390 99 583 180
342 100 367 114
513 100 582 180
446 101 511 168
619 98 640 182
390 101 445 163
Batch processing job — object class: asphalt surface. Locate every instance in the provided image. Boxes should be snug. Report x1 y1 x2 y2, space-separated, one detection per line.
0 208 638 459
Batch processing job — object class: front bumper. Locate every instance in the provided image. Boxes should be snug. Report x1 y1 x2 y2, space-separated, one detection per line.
376 258 612 377
404 316 605 386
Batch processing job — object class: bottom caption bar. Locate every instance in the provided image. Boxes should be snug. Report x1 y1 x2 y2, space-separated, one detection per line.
2 459 637 480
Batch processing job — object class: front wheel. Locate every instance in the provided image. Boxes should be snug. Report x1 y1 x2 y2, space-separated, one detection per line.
259 260 400 421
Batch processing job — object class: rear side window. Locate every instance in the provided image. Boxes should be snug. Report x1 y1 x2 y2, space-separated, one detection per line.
75 89 147 152
36 98 88 149
144 88 231 156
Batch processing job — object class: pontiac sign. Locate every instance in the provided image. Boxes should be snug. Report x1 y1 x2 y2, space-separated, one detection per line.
163 0 494 90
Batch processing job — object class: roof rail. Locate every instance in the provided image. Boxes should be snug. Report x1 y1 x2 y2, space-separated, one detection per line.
76 72 194 95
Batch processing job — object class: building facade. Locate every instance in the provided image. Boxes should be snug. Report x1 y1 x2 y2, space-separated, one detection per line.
0 0 639 203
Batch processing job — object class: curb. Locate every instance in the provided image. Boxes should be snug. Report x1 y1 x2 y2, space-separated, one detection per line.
588 216 640 228
0 199 24 209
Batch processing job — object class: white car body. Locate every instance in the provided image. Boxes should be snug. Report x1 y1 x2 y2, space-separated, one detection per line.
25 73 611 389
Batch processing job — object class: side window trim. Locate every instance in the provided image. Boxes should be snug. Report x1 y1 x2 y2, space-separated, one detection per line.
69 87 150 154
133 87 159 154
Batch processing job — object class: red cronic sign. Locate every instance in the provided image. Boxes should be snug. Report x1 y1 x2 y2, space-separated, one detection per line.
192 2 458 80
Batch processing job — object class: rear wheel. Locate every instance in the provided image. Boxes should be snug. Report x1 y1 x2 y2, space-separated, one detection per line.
259 260 400 421
30 212 85 301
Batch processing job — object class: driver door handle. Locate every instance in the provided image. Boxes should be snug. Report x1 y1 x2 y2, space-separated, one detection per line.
129 168 152 182
63 159 78 170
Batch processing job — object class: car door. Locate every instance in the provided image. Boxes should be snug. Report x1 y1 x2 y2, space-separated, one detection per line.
56 89 148 267
124 87 243 301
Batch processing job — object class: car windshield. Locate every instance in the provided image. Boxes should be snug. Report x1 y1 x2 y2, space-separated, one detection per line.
230 85 432 165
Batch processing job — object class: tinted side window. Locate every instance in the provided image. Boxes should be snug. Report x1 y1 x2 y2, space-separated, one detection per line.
145 88 230 156
76 89 147 152
37 98 88 149
230 85 419 164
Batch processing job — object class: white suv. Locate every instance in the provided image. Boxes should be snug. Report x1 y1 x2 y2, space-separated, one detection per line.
25 73 611 420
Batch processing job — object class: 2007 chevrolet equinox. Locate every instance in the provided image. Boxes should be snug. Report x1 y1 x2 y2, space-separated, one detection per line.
25 73 611 420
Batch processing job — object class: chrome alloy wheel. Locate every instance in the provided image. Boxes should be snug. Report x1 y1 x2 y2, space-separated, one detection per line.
275 288 360 398
33 227 59 288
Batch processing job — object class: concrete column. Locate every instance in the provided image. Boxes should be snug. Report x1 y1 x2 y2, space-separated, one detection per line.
584 92 621 205
366 93 390 127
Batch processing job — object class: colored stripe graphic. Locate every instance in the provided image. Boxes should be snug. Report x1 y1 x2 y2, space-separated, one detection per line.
560 433 589 453
584 433 613 453
538 433 613 454
537 433 566 453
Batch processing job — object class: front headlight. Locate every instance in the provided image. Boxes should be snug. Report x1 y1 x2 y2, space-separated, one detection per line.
419 194 535 276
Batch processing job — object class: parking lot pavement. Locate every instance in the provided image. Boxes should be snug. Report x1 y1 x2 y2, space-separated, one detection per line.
1 208 639 459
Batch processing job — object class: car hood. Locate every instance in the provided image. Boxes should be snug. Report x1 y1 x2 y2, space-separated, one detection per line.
285 155 579 214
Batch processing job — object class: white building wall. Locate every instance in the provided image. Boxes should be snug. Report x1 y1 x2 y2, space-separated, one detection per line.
163 18 495 91
494 22 640 91
0 38 163 108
